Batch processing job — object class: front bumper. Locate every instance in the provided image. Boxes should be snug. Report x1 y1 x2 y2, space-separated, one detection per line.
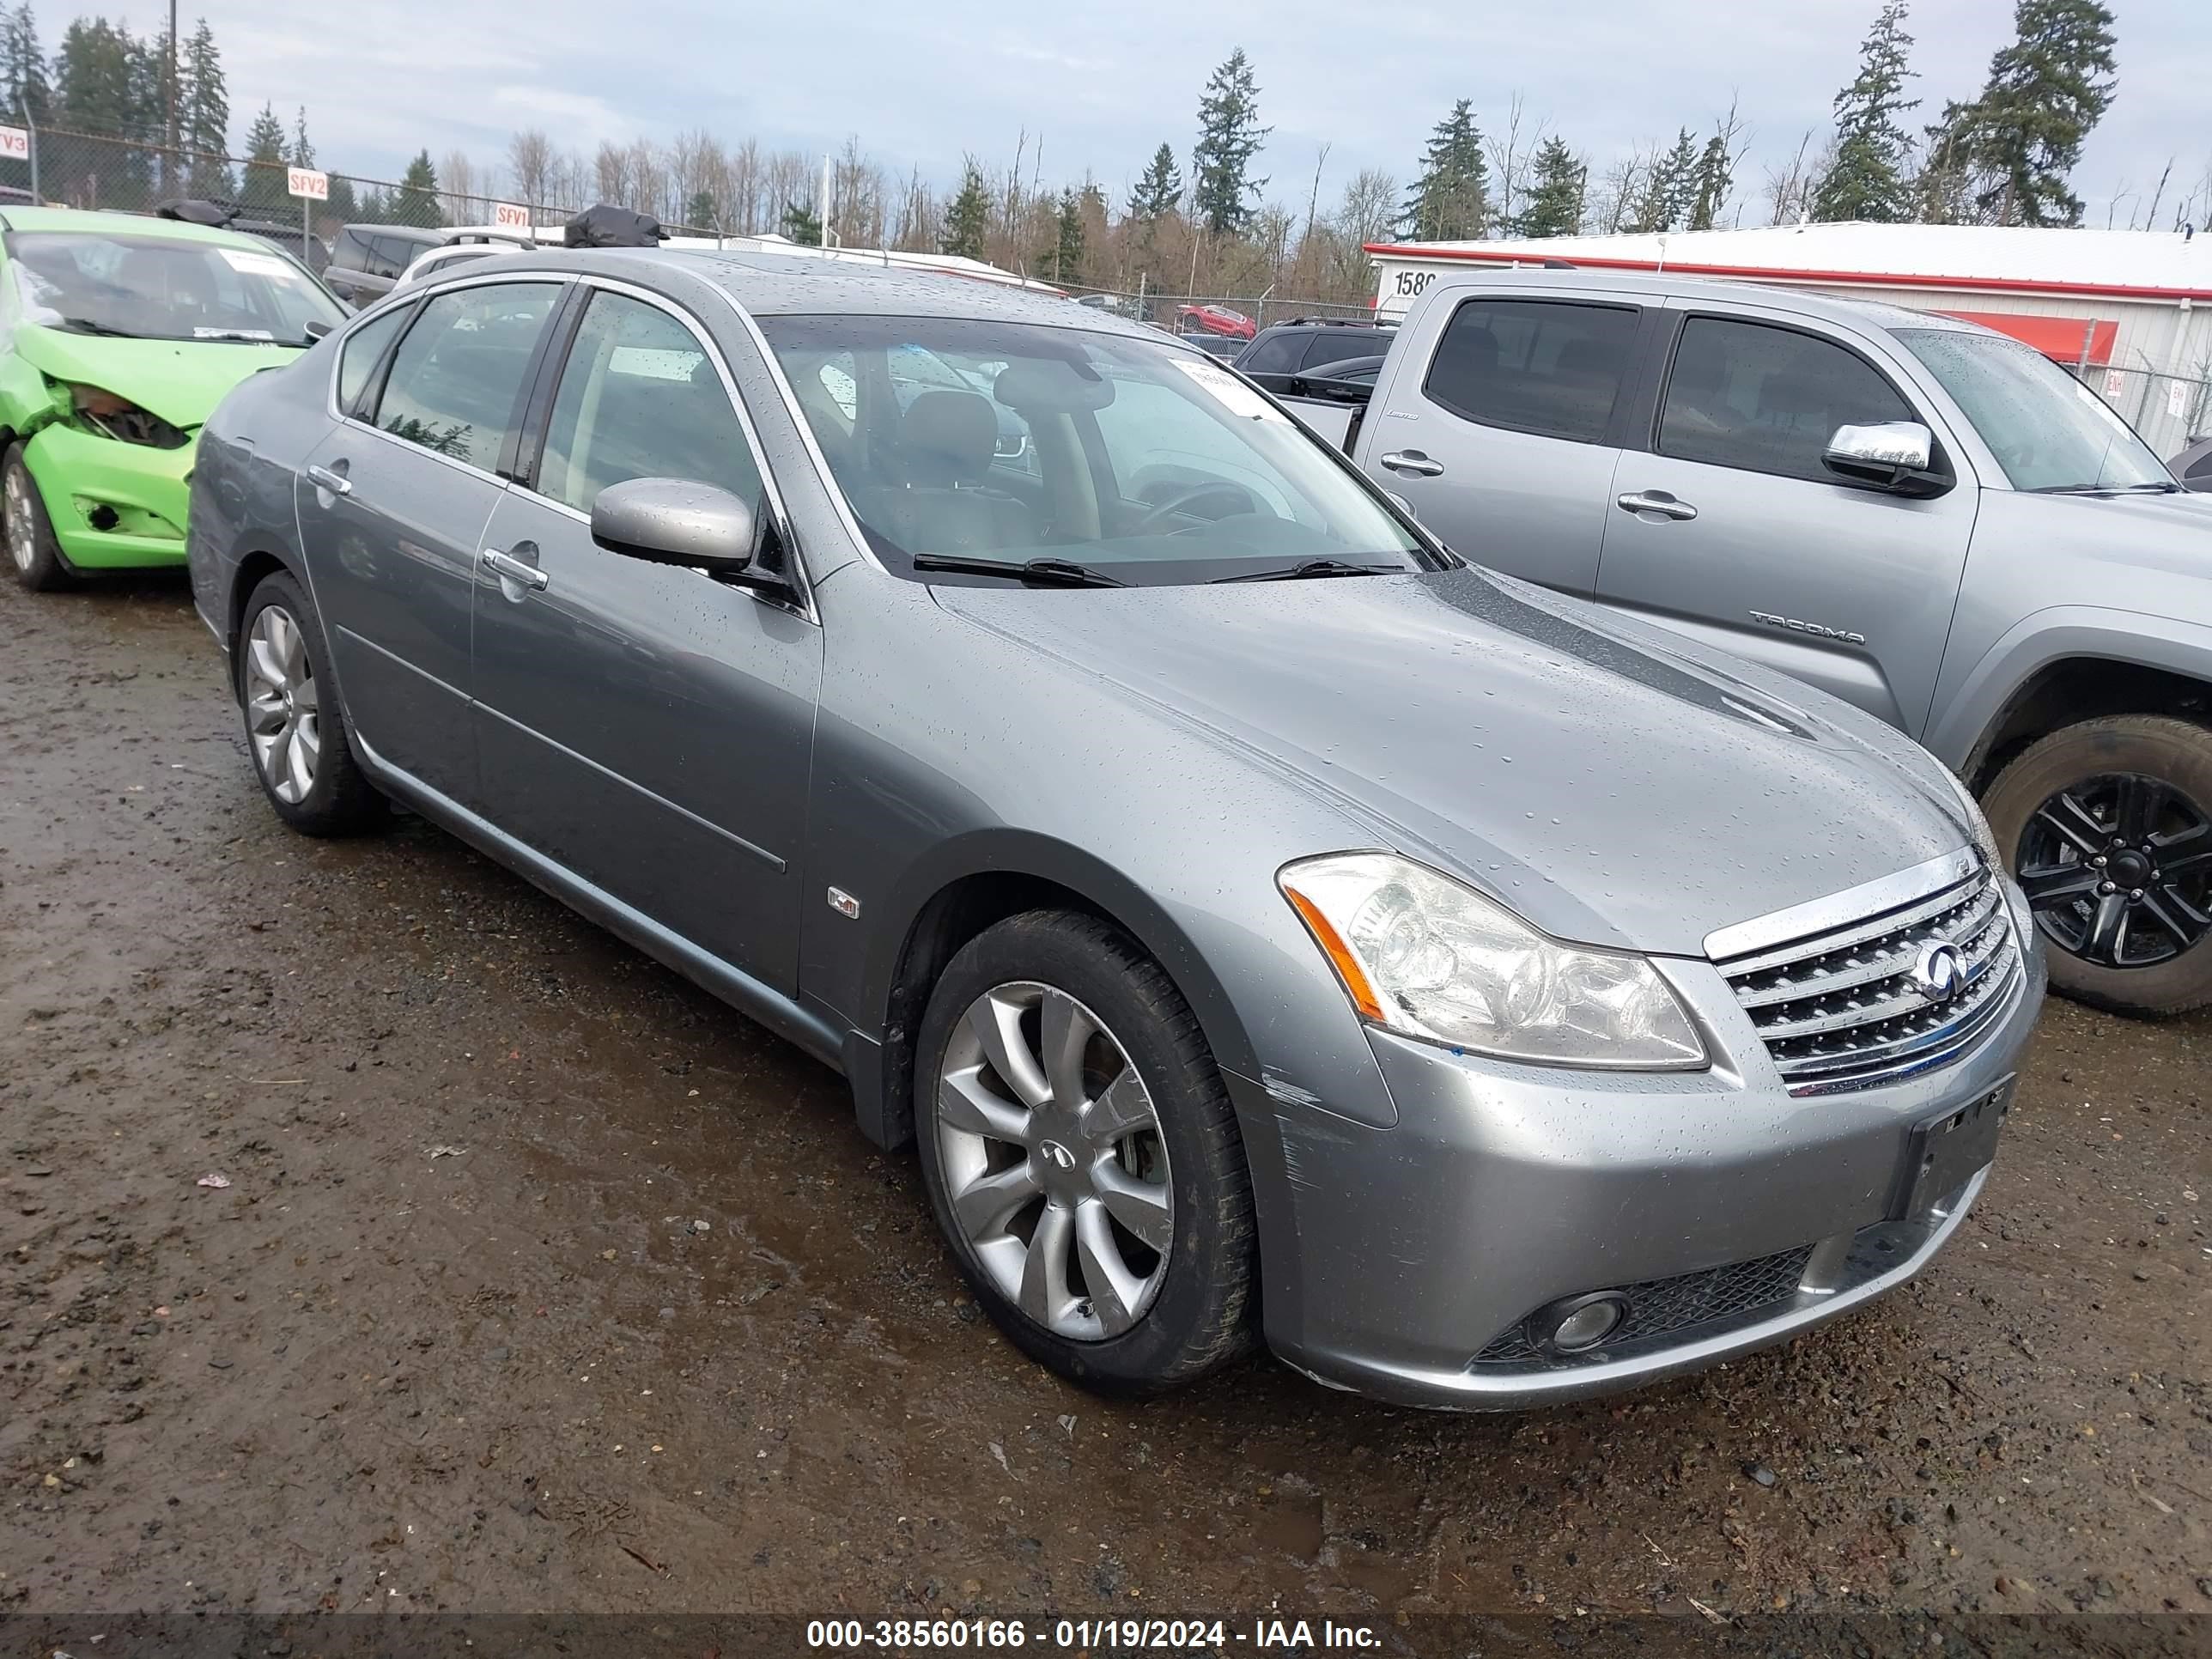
23 422 192 570
1231 884 2046 1411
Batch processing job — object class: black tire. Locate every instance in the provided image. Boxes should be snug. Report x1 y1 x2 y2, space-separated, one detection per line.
1981 714 2212 1017
237 570 386 836
5 442 76 592
915 910 1258 1398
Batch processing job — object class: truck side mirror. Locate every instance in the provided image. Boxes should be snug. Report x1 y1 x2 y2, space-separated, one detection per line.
1823 421 1953 498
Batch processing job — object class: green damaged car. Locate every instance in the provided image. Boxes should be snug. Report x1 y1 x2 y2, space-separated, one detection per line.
1 206 346 591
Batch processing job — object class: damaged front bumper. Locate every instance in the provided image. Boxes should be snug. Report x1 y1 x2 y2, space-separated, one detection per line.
23 422 192 570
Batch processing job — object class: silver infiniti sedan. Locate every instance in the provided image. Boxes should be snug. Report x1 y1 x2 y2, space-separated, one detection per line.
185 249 2045 1409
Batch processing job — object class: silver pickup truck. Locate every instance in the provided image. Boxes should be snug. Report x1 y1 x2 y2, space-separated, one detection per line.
1280 269 2212 1016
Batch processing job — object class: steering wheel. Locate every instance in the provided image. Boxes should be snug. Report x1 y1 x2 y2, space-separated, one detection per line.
1132 480 1261 534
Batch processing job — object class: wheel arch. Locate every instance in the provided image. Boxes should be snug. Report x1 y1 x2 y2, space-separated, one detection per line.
848 833 1260 1152
224 544 307 696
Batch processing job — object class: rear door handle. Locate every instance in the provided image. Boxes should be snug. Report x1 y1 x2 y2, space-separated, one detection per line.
305 463 351 497
481 546 549 591
1616 490 1698 521
1379 449 1444 477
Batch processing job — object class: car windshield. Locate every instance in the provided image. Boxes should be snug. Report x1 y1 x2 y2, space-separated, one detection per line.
5 230 344 345
1896 327 2172 492
757 313 1437 585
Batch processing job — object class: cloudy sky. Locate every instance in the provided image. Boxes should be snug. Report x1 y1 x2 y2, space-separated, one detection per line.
180 0 2211 227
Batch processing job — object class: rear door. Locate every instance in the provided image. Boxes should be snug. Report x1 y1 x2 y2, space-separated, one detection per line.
468 281 823 994
1354 290 1646 596
295 277 563 806
1593 302 1978 735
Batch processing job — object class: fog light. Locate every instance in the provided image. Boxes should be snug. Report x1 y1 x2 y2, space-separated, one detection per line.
1543 1293 1628 1353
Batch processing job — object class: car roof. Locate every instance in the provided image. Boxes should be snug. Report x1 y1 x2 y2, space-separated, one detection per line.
0 204 285 253
1419 265 1990 339
437 246 1169 341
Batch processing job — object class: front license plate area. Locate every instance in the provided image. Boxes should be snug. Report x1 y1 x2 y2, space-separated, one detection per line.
1892 1079 2013 1218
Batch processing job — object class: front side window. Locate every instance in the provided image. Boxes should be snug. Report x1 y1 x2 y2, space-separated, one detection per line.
1423 299 1638 444
758 313 1433 586
1896 327 2171 492
537 291 765 515
335 302 411 414
1658 317 1914 483
4 230 344 345
1239 331 1303 374
373 282 556 472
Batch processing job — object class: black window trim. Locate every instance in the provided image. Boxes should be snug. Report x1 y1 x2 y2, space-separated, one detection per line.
1418 295 1647 448
1645 307 1954 489
331 296 421 422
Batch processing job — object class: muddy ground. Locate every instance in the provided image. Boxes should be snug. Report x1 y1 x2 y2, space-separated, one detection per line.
2 574 2208 1635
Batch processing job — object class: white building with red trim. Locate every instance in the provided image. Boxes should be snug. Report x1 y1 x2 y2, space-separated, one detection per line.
1365 223 2211 448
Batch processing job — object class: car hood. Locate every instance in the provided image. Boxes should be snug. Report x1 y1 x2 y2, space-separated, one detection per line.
933 568 1978 956
13 325 305 428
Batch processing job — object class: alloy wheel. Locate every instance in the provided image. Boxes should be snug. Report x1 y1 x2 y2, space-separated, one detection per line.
243 605 322 805
6 465 35 574
2017 771 2212 968
935 981 1174 1341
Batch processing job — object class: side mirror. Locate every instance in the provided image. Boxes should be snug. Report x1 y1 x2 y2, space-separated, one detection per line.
1823 421 1952 497
591 477 758 576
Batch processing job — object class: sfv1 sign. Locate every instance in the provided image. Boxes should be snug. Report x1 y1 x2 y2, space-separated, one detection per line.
287 167 329 201
492 202 532 231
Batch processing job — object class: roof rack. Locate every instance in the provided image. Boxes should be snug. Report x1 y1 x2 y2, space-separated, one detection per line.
1282 316 1384 327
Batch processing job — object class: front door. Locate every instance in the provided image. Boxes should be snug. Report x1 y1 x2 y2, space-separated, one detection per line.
296 279 562 805
1357 293 1645 597
1595 307 1978 736
469 285 822 994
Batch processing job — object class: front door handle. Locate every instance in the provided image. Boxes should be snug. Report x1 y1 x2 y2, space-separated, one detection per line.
305 462 351 498
1616 489 1699 521
481 545 549 591
1379 449 1444 477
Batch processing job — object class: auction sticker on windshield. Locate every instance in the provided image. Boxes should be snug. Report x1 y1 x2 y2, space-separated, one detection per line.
218 248 295 278
1170 356 1285 422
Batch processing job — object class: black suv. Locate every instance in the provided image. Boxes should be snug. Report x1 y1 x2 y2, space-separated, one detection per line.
1233 319 1395 392
323 224 447 309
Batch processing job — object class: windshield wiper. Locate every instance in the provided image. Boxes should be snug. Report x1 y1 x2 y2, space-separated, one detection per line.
909 554 1127 587
55 317 146 339
2032 481 2182 495
1212 558 1405 583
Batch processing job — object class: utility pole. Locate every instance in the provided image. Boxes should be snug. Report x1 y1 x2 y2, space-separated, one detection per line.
165 0 179 197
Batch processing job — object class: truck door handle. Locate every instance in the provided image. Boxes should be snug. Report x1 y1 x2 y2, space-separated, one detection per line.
1616 489 1698 521
481 545 549 591
305 463 351 498
1379 449 1444 477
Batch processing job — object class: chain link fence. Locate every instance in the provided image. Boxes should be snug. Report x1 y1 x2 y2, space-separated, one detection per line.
2074 362 2212 462
1059 283 1381 337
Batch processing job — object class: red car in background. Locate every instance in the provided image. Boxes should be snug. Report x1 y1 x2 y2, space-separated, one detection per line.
1174 302 1256 340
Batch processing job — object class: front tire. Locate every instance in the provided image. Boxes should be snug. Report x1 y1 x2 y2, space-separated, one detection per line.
915 911 1258 1398
5 443 75 592
1982 715 2212 1016
237 571 386 836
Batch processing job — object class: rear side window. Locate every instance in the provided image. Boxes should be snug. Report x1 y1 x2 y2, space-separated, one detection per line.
1300 331 1386 371
1239 331 1304 374
536 291 765 515
1659 317 1912 483
373 282 557 473
1423 299 1638 444
335 303 411 415
331 227 374 270
2184 447 2212 481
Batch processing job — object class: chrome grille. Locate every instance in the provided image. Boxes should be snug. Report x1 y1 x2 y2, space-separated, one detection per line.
1716 860 2021 1095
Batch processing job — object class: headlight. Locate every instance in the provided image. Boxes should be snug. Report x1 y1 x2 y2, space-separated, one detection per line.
63 382 190 450
1279 853 1708 1069
1943 769 2007 874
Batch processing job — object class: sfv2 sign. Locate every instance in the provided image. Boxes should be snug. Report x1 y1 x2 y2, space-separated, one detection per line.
287 167 329 201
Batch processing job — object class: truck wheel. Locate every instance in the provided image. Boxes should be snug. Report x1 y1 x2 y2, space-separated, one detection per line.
914 910 1259 1398
5 444 76 592
1981 715 2212 1016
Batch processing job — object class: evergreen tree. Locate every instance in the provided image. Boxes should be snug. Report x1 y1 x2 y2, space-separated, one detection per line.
1401 99 1489 240
1625 130 1698 233
2 4 48 125
1127 142 1181 220
1189 48 1268 236
939 157 989 258
684 188 718 230
392 148 443 228
1812 1 1919 222
289 106 313 167
54 17 141 131
239 100 289 212
1043 186 1085 285
1687 133 1733 229
1516 137 1586 237
779 199 821 244
179 18 229 198
325 172 356 222
1938 0 2117 226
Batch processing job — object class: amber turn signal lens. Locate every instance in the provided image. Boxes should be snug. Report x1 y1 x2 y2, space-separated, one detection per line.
1282 884 1387 1023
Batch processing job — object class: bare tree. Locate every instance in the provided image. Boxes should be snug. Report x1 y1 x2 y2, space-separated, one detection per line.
1762 130 1823 225
1484 91 1538 231
507 128 553 207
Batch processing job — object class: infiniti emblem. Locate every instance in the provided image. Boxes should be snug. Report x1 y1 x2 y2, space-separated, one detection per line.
1039 1141 1077 1171
1911 942 1967 1005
